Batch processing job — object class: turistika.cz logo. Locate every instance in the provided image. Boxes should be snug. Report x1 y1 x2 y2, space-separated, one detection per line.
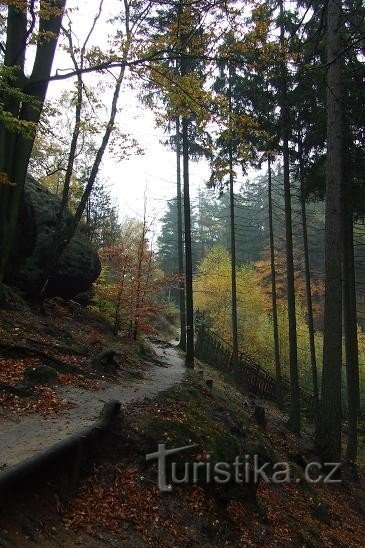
146 444 341 491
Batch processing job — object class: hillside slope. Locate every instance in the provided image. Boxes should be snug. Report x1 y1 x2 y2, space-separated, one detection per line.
0 353 364 547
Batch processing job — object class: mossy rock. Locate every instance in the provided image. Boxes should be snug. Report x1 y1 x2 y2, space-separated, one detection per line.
8 176 101 298
24 365 59 385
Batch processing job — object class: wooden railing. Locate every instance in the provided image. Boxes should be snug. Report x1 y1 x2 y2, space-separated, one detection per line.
195 325 314 411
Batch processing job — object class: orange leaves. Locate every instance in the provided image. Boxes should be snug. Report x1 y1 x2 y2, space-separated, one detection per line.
0 356 34 387
255 247 325 327
0 302 100 417
0 354 74 417
180 485 213 517
63 466 191 545
97 221 169 338
0 382 76 418
58 373 99 391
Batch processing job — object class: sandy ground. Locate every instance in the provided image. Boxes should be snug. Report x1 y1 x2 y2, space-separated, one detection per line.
0 342 185 470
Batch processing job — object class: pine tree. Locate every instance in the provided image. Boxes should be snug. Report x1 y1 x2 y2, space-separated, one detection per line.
318 0 344 463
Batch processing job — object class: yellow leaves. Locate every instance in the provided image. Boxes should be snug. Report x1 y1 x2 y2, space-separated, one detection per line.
146 64 212 125
108 129 144 162
170 73 212 123
39 0 65 21
194 246 270 350
30 30 58 46
1 0 27 10
0 108 37 139
84 46 113 68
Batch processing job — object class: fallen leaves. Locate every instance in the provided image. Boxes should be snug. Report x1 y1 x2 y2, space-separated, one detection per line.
0 356 36 386
58 373 100 391
0 300 104 417
63 466 193 547
0 299 364 548
0 355 77 417
64 382 365 548
0 387 76 417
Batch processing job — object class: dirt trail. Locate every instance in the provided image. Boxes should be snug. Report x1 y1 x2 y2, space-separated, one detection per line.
0 342 185 470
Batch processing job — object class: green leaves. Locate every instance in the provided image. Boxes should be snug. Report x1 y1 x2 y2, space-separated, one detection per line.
0 66 39 138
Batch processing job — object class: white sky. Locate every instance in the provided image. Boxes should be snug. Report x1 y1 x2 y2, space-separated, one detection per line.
45 0 214 224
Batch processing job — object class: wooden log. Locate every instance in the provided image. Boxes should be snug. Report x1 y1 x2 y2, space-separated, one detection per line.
0 400 121 495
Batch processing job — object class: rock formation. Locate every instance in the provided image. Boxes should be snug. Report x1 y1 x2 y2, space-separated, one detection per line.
7 176 101 299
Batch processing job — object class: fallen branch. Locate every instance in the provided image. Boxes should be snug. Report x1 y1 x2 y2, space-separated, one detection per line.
24 337 88 357
0 342 81 375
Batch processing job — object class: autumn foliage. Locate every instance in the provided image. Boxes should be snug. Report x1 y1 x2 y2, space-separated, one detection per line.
255 245 325 330
194 246 325 388
96 219 169 339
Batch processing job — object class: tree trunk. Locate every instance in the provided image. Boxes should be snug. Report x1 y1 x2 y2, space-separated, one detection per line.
317 0 344 463
133 198 147 340
342 192 360 461
176 117 187 351
228 67 239 369
39 66 126 298
298 141 319 431
279 1 300 433
0 1 66 292
182 117 194 368
179 19 194 369
268 155 282 402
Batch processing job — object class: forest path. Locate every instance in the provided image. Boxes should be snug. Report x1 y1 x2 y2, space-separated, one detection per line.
0 341 185 470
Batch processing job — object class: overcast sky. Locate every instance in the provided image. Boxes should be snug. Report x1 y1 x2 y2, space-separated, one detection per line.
44 0 217 226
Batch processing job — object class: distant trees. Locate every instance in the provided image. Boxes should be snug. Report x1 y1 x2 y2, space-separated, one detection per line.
194 246 271 362
158 183 270 280
85 180 122 248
